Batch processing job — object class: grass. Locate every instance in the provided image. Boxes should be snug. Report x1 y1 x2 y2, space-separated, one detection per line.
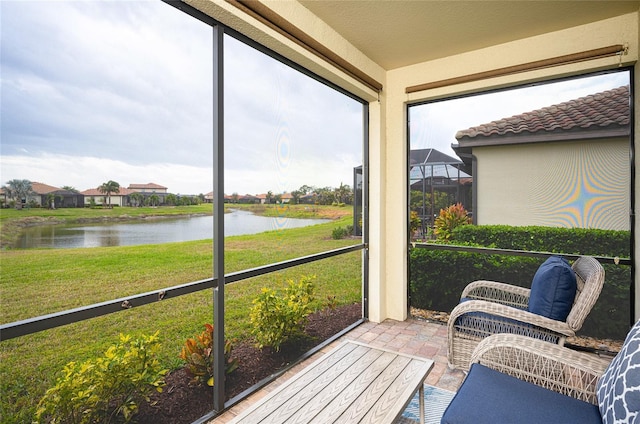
0 204 360 423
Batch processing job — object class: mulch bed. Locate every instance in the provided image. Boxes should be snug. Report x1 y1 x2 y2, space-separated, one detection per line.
136 302 362 424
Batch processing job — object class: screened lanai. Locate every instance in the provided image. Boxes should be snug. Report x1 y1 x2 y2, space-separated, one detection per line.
409 149 472 238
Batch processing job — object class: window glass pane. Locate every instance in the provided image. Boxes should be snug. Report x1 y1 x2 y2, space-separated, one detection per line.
223 35 363 266
408 71 632 345
1 3 215 421
1 1 214 319
224 253 362 397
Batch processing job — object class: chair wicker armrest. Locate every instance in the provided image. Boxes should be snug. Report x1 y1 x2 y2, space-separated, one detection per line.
461 280 531 309
450 299 575 337
471 334 610 404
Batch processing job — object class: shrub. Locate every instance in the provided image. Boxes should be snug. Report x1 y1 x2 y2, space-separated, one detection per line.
409 210 421 239
35 332 167 424
410 225 632 340
250 275 315 351
332 226 350 239
179 324 238 387
434 203 471 241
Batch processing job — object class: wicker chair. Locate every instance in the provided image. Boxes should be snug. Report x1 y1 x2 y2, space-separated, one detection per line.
447 256 605 371
470 333 610 404
440 333 613 424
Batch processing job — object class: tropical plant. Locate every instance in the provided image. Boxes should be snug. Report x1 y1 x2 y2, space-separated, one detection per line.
250 275 316 351
46 193 63 209
35 332 167 424
130 192 145 207
179 324 238 387
315 186 335 205
97 180 120 208
409 210 422 239
334 182 352 204
3 179 34 209
147 194 160 207
265 191 273 204
434 203 471 241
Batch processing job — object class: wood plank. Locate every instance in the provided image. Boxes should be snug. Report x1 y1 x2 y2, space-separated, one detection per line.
330 356 418 424
284 348 390 424
228 341 434 424
357 359 433 423
228 342 361 423
305 352 406 423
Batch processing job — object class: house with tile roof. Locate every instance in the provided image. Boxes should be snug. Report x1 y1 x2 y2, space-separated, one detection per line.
81 182 170 207
127 183 168 193
81 187 138 207
452 85 630 230
27 182 84 208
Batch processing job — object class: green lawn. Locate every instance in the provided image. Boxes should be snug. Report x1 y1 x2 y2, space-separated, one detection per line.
0 205 361 423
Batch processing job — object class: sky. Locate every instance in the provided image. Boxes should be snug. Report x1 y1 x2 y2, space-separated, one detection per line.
409 71 630 157
1 1 363 196
0 1 631 196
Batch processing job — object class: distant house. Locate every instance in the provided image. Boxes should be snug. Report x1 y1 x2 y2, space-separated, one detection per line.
81 187 137 207
409 148 471 213
239 194 260 204
299 193 317 205
30 182 84 208
204 192 214 203
254 193 292 204
128 183 168 194
452 85 630 231
127 183 169 205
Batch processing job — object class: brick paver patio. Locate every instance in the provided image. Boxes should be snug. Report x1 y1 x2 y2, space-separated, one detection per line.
211 318 465 423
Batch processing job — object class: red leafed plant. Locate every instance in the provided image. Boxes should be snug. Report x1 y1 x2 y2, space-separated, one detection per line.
434 203 471 241
179 324 238 387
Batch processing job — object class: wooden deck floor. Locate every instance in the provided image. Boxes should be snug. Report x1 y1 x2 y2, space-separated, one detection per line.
212 318 465 423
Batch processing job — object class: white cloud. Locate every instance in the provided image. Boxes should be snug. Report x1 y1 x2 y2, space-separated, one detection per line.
1 1 362 196
0 154 213 195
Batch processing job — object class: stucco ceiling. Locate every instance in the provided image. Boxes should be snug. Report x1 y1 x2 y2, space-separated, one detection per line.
299 1 640 70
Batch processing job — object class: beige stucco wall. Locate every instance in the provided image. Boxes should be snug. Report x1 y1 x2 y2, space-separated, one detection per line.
474 139 630 231
184 1 639 322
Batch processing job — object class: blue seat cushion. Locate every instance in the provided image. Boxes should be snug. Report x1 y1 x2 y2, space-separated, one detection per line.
527 256 577 321
441 363 602 424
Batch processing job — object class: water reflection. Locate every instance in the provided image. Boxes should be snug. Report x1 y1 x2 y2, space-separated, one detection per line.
17 209 330 249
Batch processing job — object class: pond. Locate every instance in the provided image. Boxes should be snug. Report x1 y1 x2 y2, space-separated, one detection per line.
16 209 331 249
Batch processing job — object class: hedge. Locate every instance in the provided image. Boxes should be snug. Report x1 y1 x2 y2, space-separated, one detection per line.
409 225 631 340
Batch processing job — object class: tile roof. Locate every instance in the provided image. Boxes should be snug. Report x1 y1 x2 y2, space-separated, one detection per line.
128 183 167 190
81 187 137 196
455 85 629 140
31 181 62 194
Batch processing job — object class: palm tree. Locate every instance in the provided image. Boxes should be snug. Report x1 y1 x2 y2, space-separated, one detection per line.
3 179 34 209
334 182 351 204
147 194 160 207
97 180 120 208
61 186 78 193
265 191 273 205
130 193 145 207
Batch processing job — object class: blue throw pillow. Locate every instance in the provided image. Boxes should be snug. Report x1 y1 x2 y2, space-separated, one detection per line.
527 256 576 321
597 320 640 423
